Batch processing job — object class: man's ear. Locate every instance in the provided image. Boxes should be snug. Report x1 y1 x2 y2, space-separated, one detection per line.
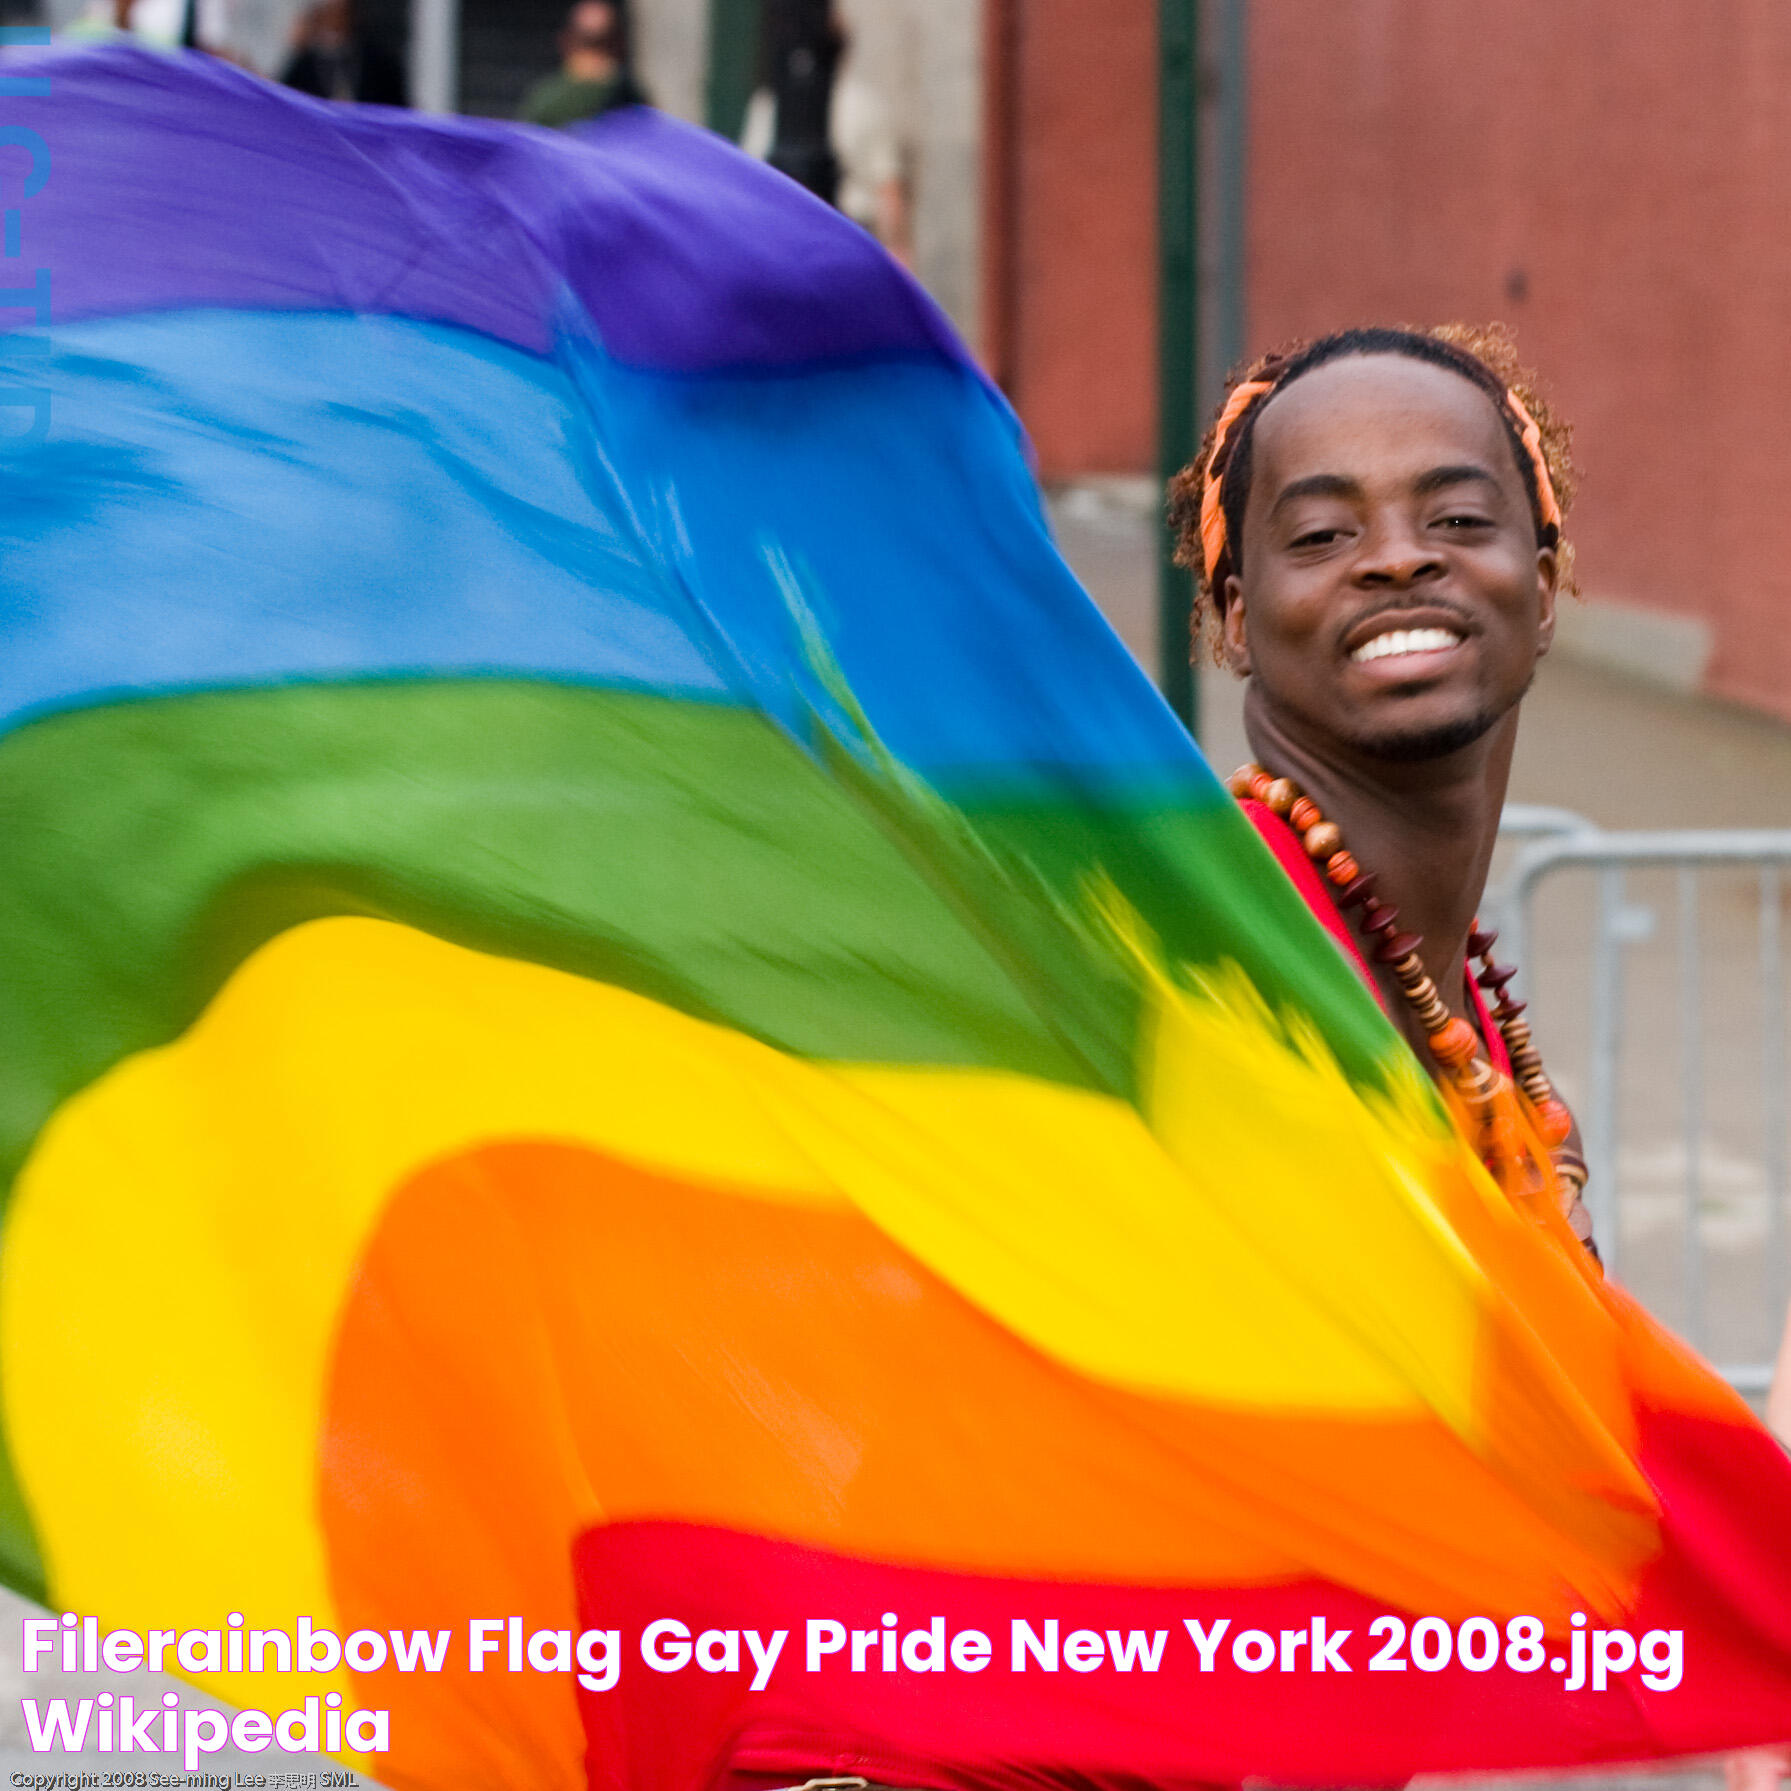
1220 575 1252 677
1535 545 1559 658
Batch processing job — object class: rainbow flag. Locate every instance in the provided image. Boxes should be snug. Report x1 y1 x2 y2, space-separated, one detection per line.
2 44 1790 1790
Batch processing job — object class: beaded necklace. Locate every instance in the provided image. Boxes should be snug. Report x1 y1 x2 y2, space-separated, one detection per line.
1230 763 1587 1200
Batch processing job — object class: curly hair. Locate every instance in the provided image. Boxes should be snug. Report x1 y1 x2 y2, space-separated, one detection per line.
1166 323 1578 660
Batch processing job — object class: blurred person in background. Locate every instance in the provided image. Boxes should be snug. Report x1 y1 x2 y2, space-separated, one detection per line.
65 0 188 44
518 0 649 130
62 0 149 39
65 0 244 60
279 0 406 105
742 0 911 266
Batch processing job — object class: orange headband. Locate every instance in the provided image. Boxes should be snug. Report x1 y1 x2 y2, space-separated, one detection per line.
1198 376 1563 583
1198 378 1274 582
1503 390 1563 534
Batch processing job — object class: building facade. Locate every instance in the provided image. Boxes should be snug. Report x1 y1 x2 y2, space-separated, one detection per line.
984 0 1791 722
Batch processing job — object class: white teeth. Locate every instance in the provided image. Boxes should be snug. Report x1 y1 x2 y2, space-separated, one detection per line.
1350 627 1463 664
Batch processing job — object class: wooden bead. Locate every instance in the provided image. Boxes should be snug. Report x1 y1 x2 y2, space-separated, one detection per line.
1482 1113 1522 1165
1428 1018 1479 1066
1466 1081 1500 1112
1220 774 1562 1165
1535 1097 1574 1148
1303 821 1344 860
1455 1055 1498 1099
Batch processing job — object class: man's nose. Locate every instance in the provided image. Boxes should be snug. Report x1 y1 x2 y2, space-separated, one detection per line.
1353 519 1444 587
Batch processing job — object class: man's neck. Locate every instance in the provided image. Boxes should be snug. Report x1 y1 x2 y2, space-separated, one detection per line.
563 52 619 84
1242 687 1516 1052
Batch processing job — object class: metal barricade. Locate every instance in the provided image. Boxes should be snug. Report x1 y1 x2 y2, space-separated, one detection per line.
1497 822 1791 1390
1495 802 1602 851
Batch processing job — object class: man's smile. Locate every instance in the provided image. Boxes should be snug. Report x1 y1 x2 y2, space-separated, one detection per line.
1349 624 1467 665
1342 605 1475 677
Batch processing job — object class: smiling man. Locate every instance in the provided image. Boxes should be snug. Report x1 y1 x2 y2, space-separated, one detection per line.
1169 325 1593 1243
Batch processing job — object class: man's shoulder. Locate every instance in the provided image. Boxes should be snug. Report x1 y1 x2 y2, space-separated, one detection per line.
518 73 592 126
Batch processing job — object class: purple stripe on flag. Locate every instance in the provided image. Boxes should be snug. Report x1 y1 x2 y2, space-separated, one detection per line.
11 44 972 376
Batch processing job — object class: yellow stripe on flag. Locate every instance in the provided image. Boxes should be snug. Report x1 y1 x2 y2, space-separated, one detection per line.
3 914 1566 1714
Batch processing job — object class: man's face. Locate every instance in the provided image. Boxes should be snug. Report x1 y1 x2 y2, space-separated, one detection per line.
1221 354 1558 763
564 3 617 54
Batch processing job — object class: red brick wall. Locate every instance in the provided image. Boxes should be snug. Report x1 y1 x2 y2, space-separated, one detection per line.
987 1 1791 719
981 0 1158 478
1251 0 1791 720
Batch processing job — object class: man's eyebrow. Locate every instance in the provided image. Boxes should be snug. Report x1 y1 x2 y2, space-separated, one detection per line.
1268 472 1362 515
1412 463 1500 496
